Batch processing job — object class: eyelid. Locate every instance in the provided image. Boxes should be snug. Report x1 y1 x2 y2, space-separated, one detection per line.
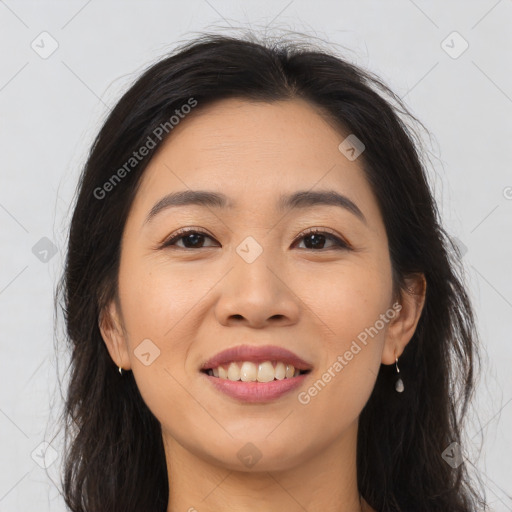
159 227 216 248
159 226 351 251
292 227 351 250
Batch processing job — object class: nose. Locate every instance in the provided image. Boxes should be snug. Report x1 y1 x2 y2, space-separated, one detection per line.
214 250 301 329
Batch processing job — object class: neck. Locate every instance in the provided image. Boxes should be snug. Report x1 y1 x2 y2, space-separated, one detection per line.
164 419 370 512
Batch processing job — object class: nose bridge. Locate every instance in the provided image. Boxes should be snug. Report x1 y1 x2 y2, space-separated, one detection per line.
231 234 281 300
214 233 299 326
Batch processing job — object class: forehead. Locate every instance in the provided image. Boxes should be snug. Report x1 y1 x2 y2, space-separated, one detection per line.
130 98 381 226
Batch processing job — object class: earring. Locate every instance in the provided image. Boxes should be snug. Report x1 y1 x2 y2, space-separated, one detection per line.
395 357 404 393
118 366 123 376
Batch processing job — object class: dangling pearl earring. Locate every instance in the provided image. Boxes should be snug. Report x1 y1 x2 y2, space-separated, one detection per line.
118 366 123 376
395 356 404 393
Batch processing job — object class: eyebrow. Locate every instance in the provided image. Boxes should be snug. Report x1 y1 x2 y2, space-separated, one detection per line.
143 189 367 225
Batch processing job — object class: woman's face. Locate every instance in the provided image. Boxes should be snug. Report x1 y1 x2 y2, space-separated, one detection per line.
103 97 410 471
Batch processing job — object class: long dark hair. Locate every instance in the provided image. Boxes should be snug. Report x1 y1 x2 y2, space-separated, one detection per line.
55 31 488 511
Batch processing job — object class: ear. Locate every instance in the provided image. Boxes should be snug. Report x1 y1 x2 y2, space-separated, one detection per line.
98 298 132 371
382 273 427 365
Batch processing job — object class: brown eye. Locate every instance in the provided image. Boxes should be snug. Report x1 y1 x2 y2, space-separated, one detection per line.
162 229 219 249
293 229 350 250
160 227 349 251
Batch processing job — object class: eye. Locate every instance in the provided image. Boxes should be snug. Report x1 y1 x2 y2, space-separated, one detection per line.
293 228 350 251
160 227 350 251
160 228 219 249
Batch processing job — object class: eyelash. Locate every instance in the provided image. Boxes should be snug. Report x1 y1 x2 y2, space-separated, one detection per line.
160 227 350 251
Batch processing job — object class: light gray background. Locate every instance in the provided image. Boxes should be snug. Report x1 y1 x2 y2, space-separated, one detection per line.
1 1 511 511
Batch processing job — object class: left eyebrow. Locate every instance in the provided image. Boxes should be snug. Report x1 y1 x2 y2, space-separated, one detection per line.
143 188 367 226
277 190 367 225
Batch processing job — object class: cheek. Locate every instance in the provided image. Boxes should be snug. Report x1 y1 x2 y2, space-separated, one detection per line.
117 253 205 340
115 256 200 399
296 255 392 412
307 256 393 345
116 262 204 428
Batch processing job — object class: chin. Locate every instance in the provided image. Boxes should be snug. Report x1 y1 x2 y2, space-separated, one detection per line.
203 438 311 473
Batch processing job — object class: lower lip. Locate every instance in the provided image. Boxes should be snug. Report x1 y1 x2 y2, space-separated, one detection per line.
201 372 310 403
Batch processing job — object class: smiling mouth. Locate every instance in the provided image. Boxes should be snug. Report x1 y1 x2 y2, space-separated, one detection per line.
201 360 311 382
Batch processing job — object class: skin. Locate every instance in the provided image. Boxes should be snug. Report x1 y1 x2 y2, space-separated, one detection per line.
100 98 426 512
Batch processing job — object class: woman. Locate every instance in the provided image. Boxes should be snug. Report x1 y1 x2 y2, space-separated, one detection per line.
57 32 487 511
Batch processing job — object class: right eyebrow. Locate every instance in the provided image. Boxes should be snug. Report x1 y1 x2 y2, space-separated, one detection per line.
144 190 233 226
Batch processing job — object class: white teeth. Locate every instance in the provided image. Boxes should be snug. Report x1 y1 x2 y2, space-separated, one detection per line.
257 361 274 382
274 361 286 380
227 362 241 381
207 361 307 381
240 361 258 382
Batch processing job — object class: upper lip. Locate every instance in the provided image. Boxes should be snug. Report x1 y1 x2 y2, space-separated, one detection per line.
200 344 313 372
